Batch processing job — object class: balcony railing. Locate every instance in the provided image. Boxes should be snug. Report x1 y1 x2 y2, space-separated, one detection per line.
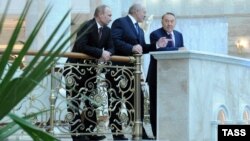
0 49 151 140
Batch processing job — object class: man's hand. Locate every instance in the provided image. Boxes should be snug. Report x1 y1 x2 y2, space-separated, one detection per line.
156 37 168 48
132 44 143 54
100 50 112 62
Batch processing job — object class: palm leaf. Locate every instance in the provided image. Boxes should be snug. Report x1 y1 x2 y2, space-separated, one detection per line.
0 0 88 140
0 0 32 79
0 110 50 140
8 113 59 141
0 2 73 120
0 122 19 140
0 0 51 119
0 0 11 33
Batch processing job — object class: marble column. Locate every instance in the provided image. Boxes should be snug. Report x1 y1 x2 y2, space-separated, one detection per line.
26 0 71 53
21 0 71 120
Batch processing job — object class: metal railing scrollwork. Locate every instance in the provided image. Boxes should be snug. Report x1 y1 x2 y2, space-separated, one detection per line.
0 49 151 140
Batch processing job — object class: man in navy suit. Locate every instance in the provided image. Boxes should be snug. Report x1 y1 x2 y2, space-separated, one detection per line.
64 5 114 141
147 12 186 138
110 3 167 140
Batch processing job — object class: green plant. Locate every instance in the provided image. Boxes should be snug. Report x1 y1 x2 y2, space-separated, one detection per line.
0 0 81 140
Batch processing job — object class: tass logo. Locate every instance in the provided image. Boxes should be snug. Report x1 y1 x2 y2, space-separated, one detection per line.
218 125 250 141
221 129 246 136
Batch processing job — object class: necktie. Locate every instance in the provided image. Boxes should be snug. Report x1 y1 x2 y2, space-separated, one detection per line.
167 33 174 47
135 23 139 35
98 27 103 40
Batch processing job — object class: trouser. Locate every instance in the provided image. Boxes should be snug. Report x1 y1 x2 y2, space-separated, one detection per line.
106 67 147 137
64 63 98 138
149 83 157 137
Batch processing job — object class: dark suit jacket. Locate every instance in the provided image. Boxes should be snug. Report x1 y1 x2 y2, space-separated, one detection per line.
67 18 114 63
110 16 153 132
111 15 151 58
150 28 184 51
64 19 114 133
147 28 184 87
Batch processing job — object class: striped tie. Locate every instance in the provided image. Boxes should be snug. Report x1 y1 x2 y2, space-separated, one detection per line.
135 23 139 35
98 27 103 40
167 33 174 47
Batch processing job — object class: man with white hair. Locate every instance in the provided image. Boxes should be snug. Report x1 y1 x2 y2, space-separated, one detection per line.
147 12 186 139
110 3 167 140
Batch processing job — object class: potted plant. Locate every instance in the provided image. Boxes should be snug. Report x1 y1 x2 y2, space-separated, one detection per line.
0 0 83 140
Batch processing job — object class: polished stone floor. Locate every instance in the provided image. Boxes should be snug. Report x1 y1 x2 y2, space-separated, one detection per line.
6 122 155 141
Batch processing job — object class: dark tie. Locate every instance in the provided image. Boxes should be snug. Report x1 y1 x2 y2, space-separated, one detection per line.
135 23 139 35
167 33 174 47
98 27 103 40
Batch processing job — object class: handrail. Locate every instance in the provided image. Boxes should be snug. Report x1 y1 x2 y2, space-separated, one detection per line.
0 49 136 63
1 48 143 139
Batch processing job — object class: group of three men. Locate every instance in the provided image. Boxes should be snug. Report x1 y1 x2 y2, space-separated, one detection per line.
66 3 185 141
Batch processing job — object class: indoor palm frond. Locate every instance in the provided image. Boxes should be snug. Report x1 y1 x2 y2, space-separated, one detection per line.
0 0 85 140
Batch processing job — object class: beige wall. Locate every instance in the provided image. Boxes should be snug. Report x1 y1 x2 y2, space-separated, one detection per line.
228 15 250 58
146 0 250 16
0 15 25 48
2 0 250 58
145 0 250 58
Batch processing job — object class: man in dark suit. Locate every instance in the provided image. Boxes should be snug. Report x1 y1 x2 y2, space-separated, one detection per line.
64 5 114 141
147 12 186 138
110 3 167 140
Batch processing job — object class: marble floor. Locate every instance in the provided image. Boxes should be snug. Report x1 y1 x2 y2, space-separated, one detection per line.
5 123 155 141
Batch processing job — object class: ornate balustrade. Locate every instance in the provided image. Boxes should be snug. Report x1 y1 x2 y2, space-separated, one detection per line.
0 49 150 140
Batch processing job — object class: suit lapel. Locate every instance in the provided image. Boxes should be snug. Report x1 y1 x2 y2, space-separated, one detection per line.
90 20 100 44
126 16 139 38
173 31 179 47
91 19 106 46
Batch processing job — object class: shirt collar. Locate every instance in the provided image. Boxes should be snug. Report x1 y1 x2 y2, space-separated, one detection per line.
95 20 102 29
128 14 137 24
167 31 174 36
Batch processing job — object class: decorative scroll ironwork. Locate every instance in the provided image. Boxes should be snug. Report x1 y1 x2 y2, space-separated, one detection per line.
1 55 152 139
52 60 137 136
